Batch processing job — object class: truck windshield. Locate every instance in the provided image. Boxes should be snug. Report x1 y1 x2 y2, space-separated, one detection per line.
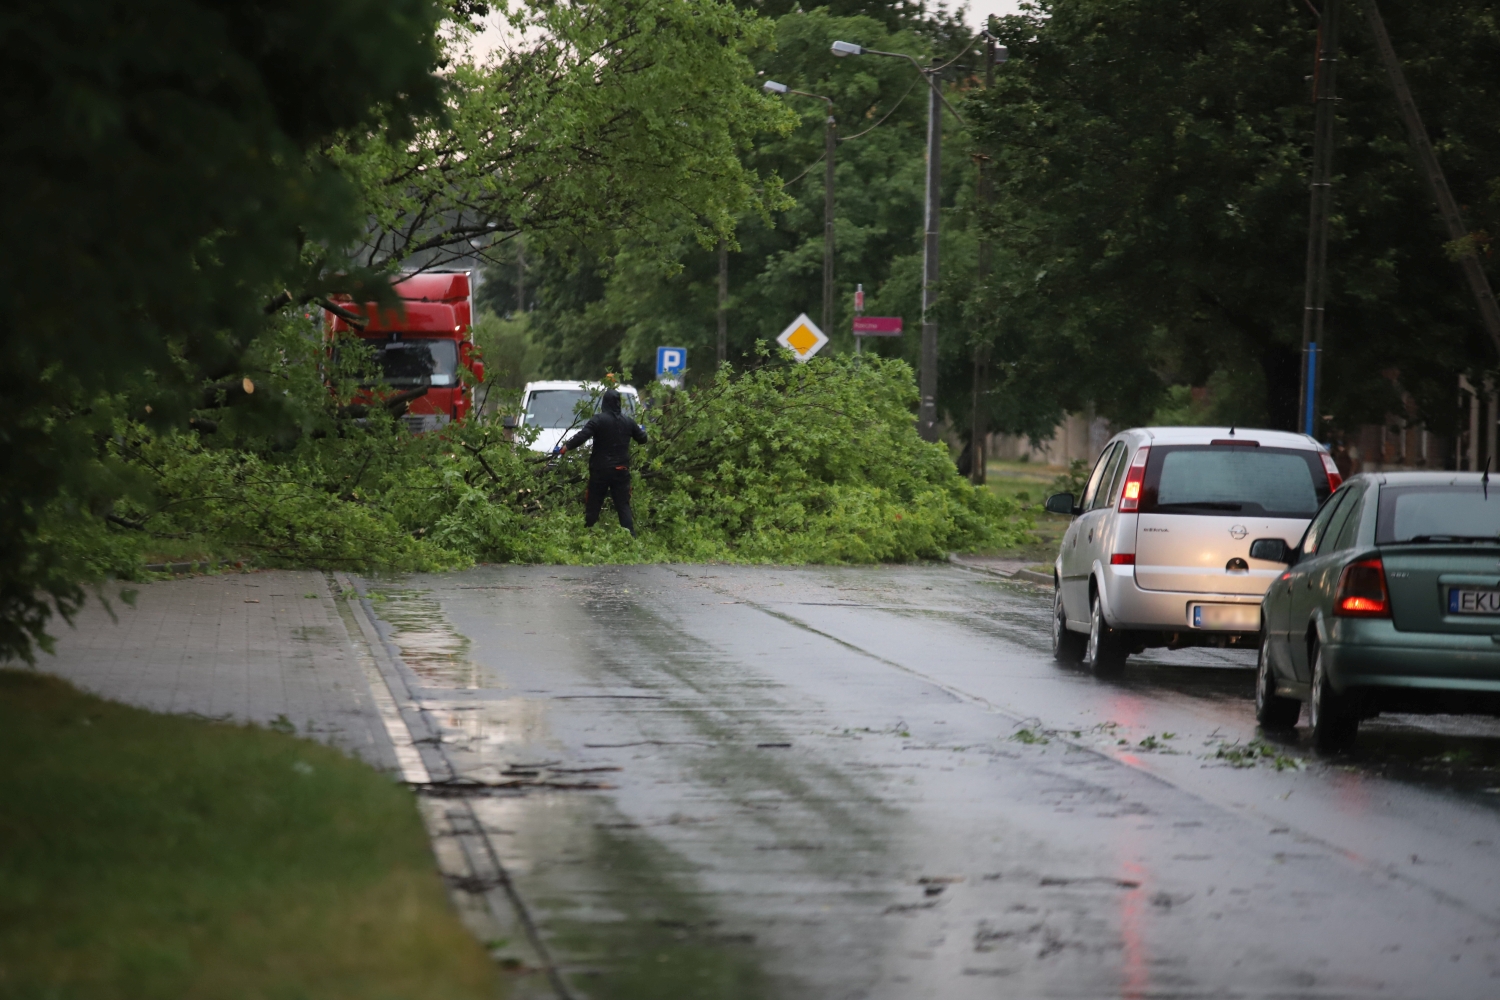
376 339 458 387
524 390 635 428
1377 485 1500 544
1139 446 1329 518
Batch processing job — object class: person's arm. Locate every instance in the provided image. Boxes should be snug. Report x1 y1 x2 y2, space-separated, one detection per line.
560 417 597 453
631 419 648 445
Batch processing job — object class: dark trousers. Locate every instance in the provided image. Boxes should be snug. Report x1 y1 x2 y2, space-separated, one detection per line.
584 466 634 534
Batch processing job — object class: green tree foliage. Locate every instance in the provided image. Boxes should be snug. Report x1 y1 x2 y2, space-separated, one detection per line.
338 0 795 271
513 6 980 379
508 0 1500 451
627 353 1026 561
1 0 831 662
472 313 545 390
968 0 1500 434
0 0 445 661
87 352 1027 572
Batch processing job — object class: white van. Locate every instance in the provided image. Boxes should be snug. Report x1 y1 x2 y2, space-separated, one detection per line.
1044 427 1341 673
511 381 641 453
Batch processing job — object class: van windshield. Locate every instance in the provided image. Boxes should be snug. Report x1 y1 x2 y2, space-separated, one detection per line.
524 389 636 429
1139 446 1329 518
1377 486 1500 544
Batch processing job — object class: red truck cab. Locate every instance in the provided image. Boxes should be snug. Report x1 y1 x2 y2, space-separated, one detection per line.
326 271 484 433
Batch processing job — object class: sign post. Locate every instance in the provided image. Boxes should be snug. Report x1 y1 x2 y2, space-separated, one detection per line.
656 346 687 387
852 316 903 352
776 314 828 362
854 284 864 354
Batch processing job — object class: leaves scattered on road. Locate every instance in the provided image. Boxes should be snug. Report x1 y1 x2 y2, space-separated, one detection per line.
1208 738 1305 771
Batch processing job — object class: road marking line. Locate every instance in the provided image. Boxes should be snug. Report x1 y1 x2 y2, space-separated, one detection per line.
325 572 430 785
325 571 573 997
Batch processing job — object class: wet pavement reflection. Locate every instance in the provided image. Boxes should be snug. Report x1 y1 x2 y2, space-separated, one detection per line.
360 565 1500 998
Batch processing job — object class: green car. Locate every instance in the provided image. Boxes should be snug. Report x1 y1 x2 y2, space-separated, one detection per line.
1251 471 1500 751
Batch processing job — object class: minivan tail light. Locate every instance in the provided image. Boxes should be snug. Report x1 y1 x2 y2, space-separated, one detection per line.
1320 451 1343 492
1334 557 1390 618
1110 553 1135 565
1117 447 1150 511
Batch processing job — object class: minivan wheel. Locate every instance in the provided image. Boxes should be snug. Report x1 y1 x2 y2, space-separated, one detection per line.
1255 636 1300 731
1084 590 1127 676
1309 643 1358 753
1052 585 1085 664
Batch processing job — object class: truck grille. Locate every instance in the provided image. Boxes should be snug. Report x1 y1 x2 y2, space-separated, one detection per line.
402 413 451 435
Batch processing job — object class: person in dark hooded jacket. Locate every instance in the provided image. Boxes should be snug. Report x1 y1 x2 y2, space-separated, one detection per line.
558 388 648 534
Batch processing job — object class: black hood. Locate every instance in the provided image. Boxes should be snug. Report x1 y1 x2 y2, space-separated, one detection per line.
601 388 622 414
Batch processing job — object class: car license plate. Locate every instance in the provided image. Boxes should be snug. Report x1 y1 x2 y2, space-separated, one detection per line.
1190 603 1261 630
1449 588 1500 615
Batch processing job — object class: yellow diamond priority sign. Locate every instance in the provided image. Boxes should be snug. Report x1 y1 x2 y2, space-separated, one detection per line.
776 313 828 362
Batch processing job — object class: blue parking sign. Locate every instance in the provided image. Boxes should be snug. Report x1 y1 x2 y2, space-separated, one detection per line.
656 346 687 379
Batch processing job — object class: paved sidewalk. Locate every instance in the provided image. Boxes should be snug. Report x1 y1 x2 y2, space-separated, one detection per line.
37 570 398 772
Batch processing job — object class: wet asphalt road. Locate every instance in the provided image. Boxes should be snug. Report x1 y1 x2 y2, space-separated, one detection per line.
360 564 1500 999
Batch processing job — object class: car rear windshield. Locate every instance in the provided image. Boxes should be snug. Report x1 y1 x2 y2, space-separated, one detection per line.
524 389 636 428
1376 485 1500 544
1139 445 1329 518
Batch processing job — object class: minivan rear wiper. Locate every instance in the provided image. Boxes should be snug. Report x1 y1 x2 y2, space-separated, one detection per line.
1403 534 1500 544
1153 501 1243 511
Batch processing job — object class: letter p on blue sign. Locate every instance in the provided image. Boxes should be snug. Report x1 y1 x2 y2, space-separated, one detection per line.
656 346 686 379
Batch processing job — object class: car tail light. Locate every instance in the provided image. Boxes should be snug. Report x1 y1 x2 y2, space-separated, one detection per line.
1334 557 1390 618
1319 451 1343 492
1118 447 1150 511
1110 553 1135 565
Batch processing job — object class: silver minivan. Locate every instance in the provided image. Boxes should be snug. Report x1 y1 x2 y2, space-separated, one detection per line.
1044 427 1341 673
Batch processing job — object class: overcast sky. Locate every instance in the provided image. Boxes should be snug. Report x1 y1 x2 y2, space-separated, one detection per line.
963 0 1026 27
470 2 1029 63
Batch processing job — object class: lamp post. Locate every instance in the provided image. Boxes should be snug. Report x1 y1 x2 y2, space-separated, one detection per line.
764 81 836 338
831 39 1003 443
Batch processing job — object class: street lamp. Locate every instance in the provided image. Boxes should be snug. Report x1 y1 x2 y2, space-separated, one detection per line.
831 37 1006 443
764 80 837 340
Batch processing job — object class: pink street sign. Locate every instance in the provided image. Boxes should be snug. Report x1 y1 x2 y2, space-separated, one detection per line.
852 316 903 335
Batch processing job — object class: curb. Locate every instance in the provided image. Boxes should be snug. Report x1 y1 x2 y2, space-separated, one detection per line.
143 558 252 575
947 554 1054 587
1013 568 1054 586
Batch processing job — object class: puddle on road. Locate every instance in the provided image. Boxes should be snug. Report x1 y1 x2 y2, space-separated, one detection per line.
367 587 481 689
364 576 785 997
477 793 773 999
1256 717 1500 808
366 585 558 775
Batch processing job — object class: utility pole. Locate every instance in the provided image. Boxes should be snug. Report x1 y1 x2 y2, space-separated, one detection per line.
920 74 942 442
1362 0 1500 361
832 39 968 441
1299 0 1341 438
717 239 728 366
823 106 837 338
970 32 997 485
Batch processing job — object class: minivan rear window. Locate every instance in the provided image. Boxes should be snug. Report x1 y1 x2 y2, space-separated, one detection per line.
1376 485 1500 544
1139 446 1330 518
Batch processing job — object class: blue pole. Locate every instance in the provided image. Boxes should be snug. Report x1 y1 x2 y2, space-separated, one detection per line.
1303 343 1317 436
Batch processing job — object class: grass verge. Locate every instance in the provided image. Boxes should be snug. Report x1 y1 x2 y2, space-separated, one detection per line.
984 459 1070 566
0 669 503 1000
